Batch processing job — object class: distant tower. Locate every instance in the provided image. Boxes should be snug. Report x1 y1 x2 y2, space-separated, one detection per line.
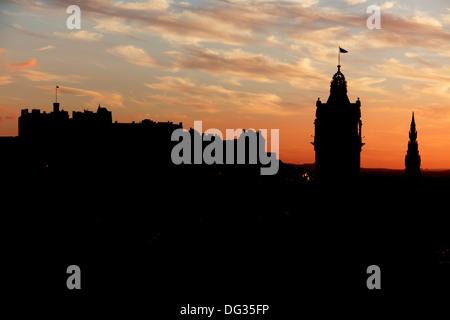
54 85 60 113
312 65 364 182
404 112 421 178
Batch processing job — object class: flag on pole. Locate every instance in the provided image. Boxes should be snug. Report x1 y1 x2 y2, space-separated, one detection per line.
338 47 348 67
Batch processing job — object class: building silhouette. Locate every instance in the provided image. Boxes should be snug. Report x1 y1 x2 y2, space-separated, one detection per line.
3 101 277 184
404 112 421 178
312 65 364 182
15 102 183 177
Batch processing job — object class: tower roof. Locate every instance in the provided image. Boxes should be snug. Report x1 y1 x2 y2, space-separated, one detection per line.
327 65 350 104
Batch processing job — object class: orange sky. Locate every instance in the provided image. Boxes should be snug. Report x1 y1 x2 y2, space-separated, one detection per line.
1 0 450 169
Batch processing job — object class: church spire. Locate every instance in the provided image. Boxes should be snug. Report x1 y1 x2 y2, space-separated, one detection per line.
404 112 421 178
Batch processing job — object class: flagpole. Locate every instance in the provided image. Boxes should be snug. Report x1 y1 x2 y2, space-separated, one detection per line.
338 47 340 67
55 85 58 103
338 47 347 70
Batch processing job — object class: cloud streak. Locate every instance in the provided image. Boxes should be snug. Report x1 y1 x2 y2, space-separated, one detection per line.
8 58 37 70
54 30 103 42
35 45 55 52
19 69 86 83
35 85 124 108
167 46 326 88
0 75 13 86
107 45 157 67
144 76 299 115
11 23 48 38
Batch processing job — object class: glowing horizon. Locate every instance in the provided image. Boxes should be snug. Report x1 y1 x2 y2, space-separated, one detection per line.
1 0 450 170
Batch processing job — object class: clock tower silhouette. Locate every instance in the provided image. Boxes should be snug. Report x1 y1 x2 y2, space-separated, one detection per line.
312 64 364 183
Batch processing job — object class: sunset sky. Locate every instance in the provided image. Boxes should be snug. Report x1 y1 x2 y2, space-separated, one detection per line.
1 0 450 169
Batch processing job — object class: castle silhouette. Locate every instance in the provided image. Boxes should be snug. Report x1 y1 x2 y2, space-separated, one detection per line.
0 100 280 187
15 102 181 175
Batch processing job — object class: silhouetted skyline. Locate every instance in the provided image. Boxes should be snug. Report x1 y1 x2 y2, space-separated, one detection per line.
2 1 450 169
2 2 450 315
2 62 433 184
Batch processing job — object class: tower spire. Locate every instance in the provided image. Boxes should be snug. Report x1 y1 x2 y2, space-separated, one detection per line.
404 111 421 179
